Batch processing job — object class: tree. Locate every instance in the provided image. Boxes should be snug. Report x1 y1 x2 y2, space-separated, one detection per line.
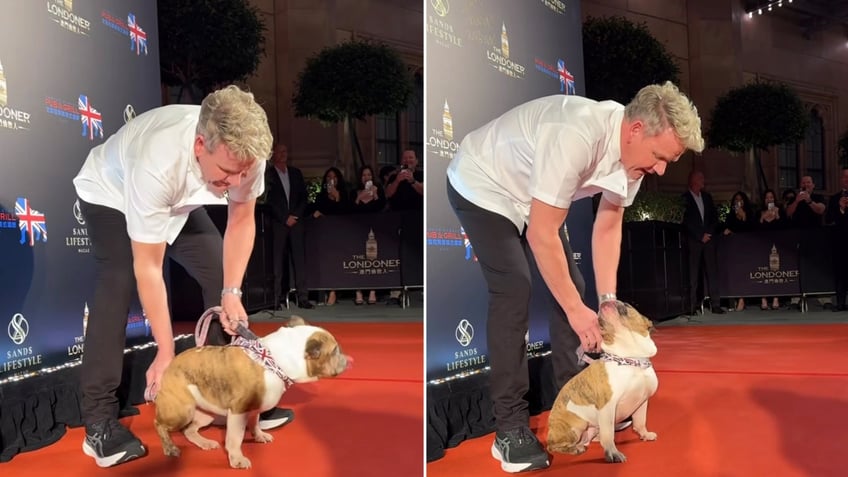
838 130 848 169
582 16 680 104
707 81 809 198
292 39 414 176
157 0 267 103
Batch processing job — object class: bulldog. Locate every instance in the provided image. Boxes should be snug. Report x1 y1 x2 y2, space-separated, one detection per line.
153 316 350 469
546 301 658 463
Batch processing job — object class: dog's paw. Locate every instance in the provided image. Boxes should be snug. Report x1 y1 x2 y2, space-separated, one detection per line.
162 444 181 458
228 454 252 469
604 449 627 463
253 430 273 444
197 439 220 450
638 431 657 441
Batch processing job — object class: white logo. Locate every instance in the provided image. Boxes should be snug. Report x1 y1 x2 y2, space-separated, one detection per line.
455 319 474 347
73 199 85 225
123 104 136 124
8 313 29 345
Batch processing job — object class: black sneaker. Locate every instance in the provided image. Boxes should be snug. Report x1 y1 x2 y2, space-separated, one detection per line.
82 418 146 467
490 426 550 473
258 407 295 430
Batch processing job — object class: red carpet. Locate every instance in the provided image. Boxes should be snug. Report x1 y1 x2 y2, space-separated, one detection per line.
428 324 848 477
5 321 423 477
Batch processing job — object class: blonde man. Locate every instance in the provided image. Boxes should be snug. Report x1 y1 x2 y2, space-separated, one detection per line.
73 86 290 467
446 81 704 473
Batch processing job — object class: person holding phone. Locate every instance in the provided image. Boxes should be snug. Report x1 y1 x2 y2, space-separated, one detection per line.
351 165 385 305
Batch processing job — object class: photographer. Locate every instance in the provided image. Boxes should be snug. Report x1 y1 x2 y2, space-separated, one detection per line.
786 175 826 227
386 149 424 211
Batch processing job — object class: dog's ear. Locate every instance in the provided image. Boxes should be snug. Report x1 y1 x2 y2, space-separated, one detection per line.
305 338 323 360
288 316 308 327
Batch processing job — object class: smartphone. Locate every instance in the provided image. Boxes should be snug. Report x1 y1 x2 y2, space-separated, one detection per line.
767 202 775 211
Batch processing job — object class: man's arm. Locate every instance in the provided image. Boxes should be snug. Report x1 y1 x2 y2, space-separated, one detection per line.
526 199 582 312
131 241 173 356
810 195 826 215
223 197 257 294
592 196 624 300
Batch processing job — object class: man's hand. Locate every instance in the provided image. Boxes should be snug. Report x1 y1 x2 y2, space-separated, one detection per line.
286 215 298 227
702 233 711 243
219 292 247 336
145 350 174 401
567 303 602 352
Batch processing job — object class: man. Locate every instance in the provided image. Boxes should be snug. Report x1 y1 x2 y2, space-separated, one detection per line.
825 167 848 311
386 149 425 305
446 81 704 473
787 175 826 228
73 86 291 467
265 143 313 309
386 149 424 211
681 170 725 315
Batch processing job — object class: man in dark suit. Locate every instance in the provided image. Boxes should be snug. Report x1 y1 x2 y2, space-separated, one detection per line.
681 170 725 314
265 143 313 309
825 167 848 311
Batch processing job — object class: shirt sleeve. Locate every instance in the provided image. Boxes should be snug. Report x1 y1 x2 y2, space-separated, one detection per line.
529 124 593 209
124 160 176 244
227 159 267 203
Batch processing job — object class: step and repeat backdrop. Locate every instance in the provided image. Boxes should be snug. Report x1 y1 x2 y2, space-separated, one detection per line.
0 0 161 381
425 0 594 384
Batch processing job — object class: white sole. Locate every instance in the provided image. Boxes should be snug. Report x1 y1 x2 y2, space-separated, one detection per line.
490 443 548 473
258 416 290 430
82 440 144 468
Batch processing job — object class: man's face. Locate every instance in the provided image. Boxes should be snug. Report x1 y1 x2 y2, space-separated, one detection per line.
619 123 684 180
689 171 705 191
800 176 814 191
194 135 250 196
273 145 288 170
402 150 418 169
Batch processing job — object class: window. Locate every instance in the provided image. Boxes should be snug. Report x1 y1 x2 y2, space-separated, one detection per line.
375 67 424 167
376 112 399 167
777 142 799 191
805 109 825 189
406 71 424 166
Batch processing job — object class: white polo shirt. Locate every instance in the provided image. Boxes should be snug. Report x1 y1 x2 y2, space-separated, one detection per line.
447 95 643 233
73 104 266 244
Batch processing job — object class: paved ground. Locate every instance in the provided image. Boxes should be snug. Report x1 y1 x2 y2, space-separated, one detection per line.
656 298 848 327
247 289 424 323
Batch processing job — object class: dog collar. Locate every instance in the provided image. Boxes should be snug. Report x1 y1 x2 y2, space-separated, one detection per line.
600 352 653 369
231 336 295 388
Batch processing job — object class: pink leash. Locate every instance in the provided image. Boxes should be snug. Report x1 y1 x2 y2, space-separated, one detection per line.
144 306 248 402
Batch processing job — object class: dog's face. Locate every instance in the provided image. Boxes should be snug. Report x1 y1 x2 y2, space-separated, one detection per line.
598 301 657 358
304 330 349 378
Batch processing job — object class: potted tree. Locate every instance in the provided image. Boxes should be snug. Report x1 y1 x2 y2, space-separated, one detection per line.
157 0 267 104
706 80 809 199
292 38 414 179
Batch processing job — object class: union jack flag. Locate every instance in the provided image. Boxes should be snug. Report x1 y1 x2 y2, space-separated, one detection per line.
78 94 103 140
558 59 575 95
128 13 148 56
16 197 47 247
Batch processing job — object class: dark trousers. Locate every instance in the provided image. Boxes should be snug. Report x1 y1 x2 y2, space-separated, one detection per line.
688 238 721 310
834 234 848 308
447 180 584 432
77 200 223 426
271 220 308 304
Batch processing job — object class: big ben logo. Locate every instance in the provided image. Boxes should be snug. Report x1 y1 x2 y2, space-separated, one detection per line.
0 58 7 107
769 244 780 271
366 228 378 260
442 100 453 141
501 23 509 58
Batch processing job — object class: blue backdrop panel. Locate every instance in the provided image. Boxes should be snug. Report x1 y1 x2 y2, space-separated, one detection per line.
0 0 161 380
425 0 593 382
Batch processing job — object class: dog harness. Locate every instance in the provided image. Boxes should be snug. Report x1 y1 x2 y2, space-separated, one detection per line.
600 352 653 369
230 336 295 389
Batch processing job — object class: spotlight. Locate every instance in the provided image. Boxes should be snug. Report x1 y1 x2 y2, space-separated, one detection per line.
759 8 763 14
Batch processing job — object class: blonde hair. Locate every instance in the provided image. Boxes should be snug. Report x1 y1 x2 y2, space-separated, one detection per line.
196 85 273 164
625 81 704 153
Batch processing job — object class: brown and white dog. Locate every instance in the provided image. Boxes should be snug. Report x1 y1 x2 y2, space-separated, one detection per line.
153 317 350 469
546 301 658 463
